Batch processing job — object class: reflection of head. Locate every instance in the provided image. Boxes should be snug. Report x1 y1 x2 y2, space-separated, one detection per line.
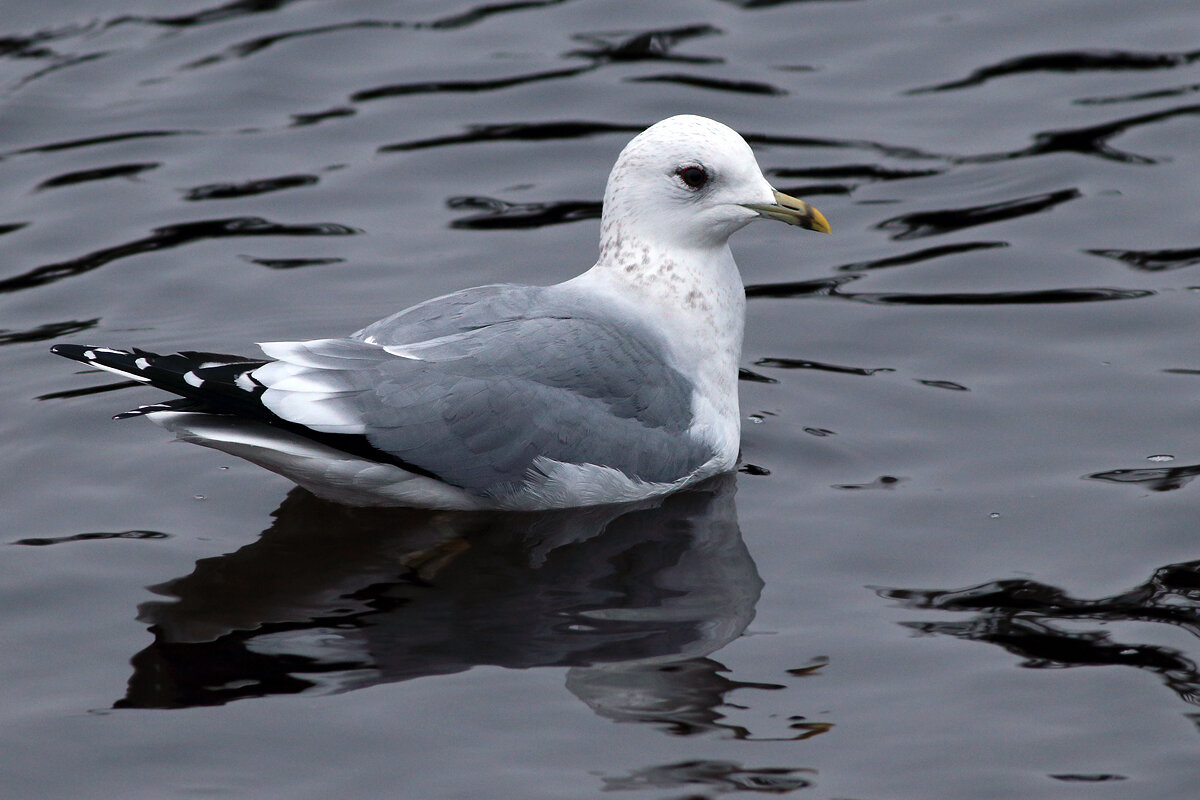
567 659 770 739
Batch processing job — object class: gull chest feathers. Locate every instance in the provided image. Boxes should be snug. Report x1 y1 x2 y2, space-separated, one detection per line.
52 115 829 510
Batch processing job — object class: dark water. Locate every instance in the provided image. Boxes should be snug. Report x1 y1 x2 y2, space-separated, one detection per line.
4 0 1200 797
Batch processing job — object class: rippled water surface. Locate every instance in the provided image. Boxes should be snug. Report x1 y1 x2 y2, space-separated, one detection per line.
4 1 1200 797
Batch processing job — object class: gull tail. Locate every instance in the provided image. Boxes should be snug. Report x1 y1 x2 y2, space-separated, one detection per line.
49 344 472 507
49 344 267 419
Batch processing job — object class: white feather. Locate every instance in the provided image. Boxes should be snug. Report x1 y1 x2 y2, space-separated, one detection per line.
260 391 367 433
84 360 151 382
147 412 483 509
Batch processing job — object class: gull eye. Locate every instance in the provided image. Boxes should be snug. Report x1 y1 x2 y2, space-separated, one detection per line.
678 165 708 190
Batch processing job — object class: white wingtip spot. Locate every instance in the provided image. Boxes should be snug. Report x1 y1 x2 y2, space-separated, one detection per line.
184 371 204 388
85 360 151 382
84 350 96 360
235 372 256 392
135 358 151 371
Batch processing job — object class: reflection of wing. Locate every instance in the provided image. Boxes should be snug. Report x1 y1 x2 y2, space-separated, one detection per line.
121 474 758 716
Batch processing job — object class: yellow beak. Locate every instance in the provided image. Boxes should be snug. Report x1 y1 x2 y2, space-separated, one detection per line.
743 189 831 234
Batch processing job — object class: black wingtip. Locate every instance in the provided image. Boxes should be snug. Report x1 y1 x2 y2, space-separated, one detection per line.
113 400 195 420
50 343 91 362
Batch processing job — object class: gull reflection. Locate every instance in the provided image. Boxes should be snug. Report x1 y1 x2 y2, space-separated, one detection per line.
120 475 764 736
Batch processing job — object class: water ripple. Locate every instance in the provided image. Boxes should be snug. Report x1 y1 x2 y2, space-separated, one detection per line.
878 558 1200 706
238 255 346 270
628 73 787 96
183 174 320 201
746 275 1152 305
962 104 1200 165
754 357 894 377
289 106 355 127
1087 463 1200 492
379 120 639 153
910 48 1200 94
567 24 722 64
737 367 777 384
1049 774 1128 783
0 217 359 295
352 67 592 102
877 189 1081 240
183 21 400 70
36 163 159 191
1077 82 1200 106
1 130 197 161
12 529 168 546
748 131 944 162
417 0 578 32
1086 246 1200 272
355 25 723 103
860 287 1154 306
917 379 969 391
718 0 861 7
141 0 308 29
601 760 814 793
138 0 578 32
770 164 944 182
0 318 98 346
836 241 1008 272
447 196 600 229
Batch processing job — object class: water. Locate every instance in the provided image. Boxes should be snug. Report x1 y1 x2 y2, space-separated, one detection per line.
3 0 1200 797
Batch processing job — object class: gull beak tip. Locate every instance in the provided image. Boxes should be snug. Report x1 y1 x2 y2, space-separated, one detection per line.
774 188 831 234
805 205 832 234
744 189 831 234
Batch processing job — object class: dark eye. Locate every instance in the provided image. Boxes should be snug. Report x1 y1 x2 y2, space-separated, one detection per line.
678 165 708 189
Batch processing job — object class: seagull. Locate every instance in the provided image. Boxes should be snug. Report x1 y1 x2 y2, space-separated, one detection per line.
52 115 830 510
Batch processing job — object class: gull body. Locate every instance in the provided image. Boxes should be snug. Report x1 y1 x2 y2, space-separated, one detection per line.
52 115 829 509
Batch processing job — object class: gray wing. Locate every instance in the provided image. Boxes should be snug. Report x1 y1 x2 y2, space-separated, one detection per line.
256 307 712 498
352 284 545 346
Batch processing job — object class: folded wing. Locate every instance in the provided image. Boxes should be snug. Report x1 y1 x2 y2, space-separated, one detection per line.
257 310 711 496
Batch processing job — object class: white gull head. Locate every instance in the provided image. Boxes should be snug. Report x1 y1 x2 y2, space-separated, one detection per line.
598 114 830 258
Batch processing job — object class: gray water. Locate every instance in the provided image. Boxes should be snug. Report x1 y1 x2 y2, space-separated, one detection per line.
4 1 1200 797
